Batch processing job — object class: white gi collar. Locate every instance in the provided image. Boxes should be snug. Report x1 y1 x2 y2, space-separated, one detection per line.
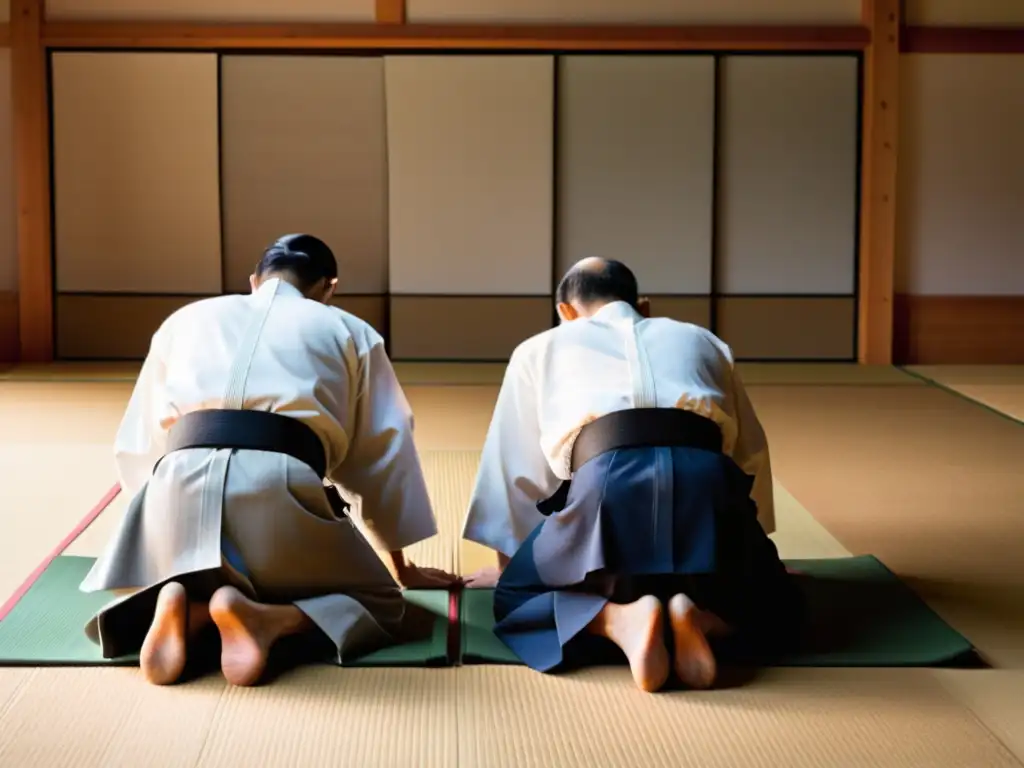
590 301 643 324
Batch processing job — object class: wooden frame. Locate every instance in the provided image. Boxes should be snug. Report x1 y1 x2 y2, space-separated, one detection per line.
40 23 870 51
13 4 1015 364
902 26 1024 54
856 0 899 364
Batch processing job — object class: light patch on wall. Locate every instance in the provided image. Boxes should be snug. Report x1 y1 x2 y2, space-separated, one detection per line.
52 53 222 295
904 0 1024 27
407 0 861 24
385 56 554 295
45 0 374 22
0 51 14 293
898 55 1024 296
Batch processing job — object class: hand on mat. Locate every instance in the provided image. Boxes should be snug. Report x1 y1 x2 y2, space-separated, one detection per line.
463 566 502 589
397 563 460 590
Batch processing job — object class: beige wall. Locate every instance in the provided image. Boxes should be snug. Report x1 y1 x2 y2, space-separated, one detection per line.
52 53 222 295
556 56 714 295
406 0 861 25
220 56 388 295
898 55 1024 296
45 0 374 22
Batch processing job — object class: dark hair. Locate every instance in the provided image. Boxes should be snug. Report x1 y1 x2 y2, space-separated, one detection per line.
255 234 338 290
556 259 639 309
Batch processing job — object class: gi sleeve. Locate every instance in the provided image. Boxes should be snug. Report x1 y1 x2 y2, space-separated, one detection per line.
461 345 562 557
330 339 438 552
729 368 776 535
113 324 171 499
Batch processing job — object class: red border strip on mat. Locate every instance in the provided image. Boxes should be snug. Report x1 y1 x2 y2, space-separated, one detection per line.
0 483 121 623
447 588 461 665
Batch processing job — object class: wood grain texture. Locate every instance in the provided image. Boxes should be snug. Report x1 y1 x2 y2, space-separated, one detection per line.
41 21 870 50
902 26 1024 53
11 0 52 362
857 0 900 364
894 295 1024 365
0 291 17 362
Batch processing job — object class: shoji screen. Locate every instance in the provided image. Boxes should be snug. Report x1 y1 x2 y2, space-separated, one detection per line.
557 56 715 326
385 56 554 360
52 53 222 359
0 51 15 361
716 56 859 360
220 55 388 334
45 0 375 22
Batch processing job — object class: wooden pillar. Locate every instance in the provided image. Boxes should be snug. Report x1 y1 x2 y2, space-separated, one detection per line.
11 0 52 362
857 0 900 364
376 0 406 25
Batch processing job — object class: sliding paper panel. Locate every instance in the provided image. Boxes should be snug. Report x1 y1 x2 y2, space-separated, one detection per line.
390 297 550 361
904 0 1024 26
0 51 14 294
407 0 860 24
717 297 855 360
557 56 714 293
898 55 1024 296
221 56 387 294
46 0 374 22
717 56 859 295
52 53 221 294
385 56 553 296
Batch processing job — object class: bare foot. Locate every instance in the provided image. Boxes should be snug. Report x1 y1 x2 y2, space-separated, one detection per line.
591 596 670 693
668 594 717 689
140 582 188 686
209 587 310 687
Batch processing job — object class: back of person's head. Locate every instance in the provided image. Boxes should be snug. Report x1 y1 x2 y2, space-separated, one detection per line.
556 257 643 322
251 234 338 303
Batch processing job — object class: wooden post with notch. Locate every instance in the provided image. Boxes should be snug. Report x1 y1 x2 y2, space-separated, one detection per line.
857 0 899 364
12 0 53 362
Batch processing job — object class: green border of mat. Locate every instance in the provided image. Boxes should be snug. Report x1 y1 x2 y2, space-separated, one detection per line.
0 556 452 668
460 555 981 669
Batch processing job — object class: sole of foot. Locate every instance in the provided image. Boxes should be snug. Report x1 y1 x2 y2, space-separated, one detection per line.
209 586 272 687
668 593 717 690
140 582 188 686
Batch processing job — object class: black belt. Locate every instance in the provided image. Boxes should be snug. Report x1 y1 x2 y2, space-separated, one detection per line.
570 407 723 472
164 409 350 516
538 408 723 517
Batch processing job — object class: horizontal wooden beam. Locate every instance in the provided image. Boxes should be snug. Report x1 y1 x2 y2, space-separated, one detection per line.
41 21 870 51
902 25 1024 54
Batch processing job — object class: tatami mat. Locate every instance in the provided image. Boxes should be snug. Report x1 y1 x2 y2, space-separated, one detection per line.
456 666 1020 768
3 367 1024 767
907 365 1024 422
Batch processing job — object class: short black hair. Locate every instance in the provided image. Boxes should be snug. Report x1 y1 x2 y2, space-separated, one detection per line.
255 234 338 290
556 258 639 309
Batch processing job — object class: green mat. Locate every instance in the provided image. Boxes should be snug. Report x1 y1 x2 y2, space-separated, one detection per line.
460 556 980 668
0 556 450 668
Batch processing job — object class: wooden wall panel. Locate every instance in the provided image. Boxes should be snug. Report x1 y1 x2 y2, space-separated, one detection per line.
717 55 859 295
45 0 375 22
904 1 1024 26
385 56 553 295
0 50 15 295
716 297 855 360
56 293 386 359
894 295 1024 365
220 56 387 294
407 0 861 25
556 56 714 294
389 296 550 360
897 55 1024 296
52 53 222 295
0 292 15 362
646 296 711 328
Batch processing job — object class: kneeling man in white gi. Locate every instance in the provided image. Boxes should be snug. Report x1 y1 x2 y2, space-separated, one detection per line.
462 258 803 692
80 234 455 686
